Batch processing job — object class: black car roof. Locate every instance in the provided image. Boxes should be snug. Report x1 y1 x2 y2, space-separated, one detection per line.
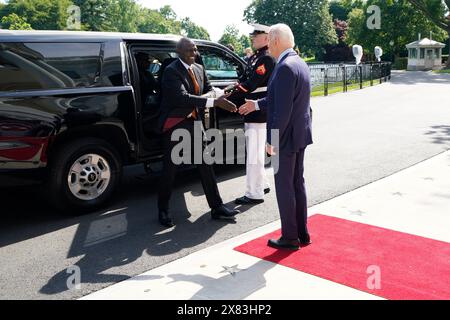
0 30 243 63
0 30 183 42
0 30 225 47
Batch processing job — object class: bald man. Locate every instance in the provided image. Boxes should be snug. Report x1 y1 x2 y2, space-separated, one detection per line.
240 25 313 250
157 37 240 228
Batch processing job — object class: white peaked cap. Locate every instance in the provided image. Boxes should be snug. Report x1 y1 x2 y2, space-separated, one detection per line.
249 23 271 34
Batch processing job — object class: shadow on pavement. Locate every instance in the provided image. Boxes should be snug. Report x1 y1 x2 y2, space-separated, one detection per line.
14 164 248 296
164 251 292 300
0 164 245 247
390 70 450 85
424 125 450 146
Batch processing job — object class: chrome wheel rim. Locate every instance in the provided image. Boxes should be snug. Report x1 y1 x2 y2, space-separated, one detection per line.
67 153 111 201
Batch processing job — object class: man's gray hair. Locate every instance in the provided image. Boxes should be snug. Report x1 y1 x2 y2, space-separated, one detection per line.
269 24 295 48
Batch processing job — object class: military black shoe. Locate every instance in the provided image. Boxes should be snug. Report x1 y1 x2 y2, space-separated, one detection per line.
234 196 264 205
267 237 300 250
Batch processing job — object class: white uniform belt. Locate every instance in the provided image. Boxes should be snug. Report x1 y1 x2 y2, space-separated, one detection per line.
251 87 267 94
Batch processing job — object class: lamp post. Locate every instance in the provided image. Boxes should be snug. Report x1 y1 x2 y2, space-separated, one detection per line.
352 45 363 65
353 45 363 89
375 46 383 62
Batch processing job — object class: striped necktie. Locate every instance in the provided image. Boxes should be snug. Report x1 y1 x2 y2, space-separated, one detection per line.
187 67 199 119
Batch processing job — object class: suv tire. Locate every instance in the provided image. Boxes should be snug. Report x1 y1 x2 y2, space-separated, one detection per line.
47 138 122 214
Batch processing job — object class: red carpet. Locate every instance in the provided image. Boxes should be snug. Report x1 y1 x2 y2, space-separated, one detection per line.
234 214 450 300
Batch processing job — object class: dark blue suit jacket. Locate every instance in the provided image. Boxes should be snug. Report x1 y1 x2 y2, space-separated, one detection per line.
258 50 313 152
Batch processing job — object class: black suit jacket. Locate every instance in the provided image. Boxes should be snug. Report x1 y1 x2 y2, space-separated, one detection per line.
159 59 214 130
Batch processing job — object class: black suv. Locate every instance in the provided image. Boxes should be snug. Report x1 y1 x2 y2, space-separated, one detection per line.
0 30 246 212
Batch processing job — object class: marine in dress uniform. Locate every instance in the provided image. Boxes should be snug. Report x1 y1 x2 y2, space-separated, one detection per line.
226 24 276 205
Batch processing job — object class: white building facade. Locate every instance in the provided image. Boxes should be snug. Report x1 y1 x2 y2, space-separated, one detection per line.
406 38 446 71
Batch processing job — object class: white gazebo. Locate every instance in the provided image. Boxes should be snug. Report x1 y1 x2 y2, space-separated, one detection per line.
406 37 446 71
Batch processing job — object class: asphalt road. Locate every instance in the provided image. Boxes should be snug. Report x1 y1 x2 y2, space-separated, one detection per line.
1 71 449 300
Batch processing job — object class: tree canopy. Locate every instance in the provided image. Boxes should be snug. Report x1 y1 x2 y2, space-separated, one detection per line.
0 0 210 40
346 0 447 59
244 0 338 55
181 17 210 40
218 25 250 55
407 0 450 32
0 0 72 30
1 12 32 30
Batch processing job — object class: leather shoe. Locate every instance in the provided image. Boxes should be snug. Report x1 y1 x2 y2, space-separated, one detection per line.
158 210 174 228
264 188 270 194
299 234 312 247
211 204 239 220
267 237 300 250
234 196 264 205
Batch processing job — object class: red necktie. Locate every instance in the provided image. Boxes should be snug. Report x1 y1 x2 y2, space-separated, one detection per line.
188 67 200 95
187 68 199 119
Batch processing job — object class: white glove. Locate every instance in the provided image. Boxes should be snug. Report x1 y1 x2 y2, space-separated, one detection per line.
212 87 225 98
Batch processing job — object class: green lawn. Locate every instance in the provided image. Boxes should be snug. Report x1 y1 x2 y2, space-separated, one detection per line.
304 56 317 63
434 69 450 74
311 80 376 97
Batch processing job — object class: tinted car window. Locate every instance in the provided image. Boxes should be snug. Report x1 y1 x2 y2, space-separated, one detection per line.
0 42 101 91
199 48 239 80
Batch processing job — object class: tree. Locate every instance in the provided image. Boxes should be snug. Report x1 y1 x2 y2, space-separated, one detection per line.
159 5 177 21
239 34 252 52
347 0 447 61
323 19 354 61
244 0 338 56
1 13 33 30
407 0 450 66
72 0 114 31
109 0 140 32
219 25 245 54
137 7 181 34
73 0 141 32
181 17 210 40
329 1 352 21
0 0 72 30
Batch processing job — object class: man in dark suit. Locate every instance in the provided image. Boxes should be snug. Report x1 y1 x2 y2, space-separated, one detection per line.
157 37 239 228
240 24 313 250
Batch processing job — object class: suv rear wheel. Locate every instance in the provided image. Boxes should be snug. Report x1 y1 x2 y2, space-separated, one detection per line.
47 138 122 214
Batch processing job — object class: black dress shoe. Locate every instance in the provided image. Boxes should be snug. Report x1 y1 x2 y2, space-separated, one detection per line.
234 196 264 205
299 234 312 247
267 237 300 250
158 210 174 228
211 204 239 220
264 188 270 194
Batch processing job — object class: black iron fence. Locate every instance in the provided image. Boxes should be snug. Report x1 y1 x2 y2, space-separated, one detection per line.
308 62 392 96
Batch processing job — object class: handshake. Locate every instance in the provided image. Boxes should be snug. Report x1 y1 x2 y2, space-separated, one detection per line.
213 94 238 113
212 91 257 116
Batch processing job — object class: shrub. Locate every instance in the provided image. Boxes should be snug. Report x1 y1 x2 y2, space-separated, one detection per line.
394 57 408 70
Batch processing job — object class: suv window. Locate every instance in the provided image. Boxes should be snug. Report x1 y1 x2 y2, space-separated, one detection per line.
0 42 101 91
134 50 177 104
199 48 240 80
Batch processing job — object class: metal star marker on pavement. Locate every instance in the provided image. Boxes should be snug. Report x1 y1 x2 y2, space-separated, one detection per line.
220 265 243 276
350 210 365 216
